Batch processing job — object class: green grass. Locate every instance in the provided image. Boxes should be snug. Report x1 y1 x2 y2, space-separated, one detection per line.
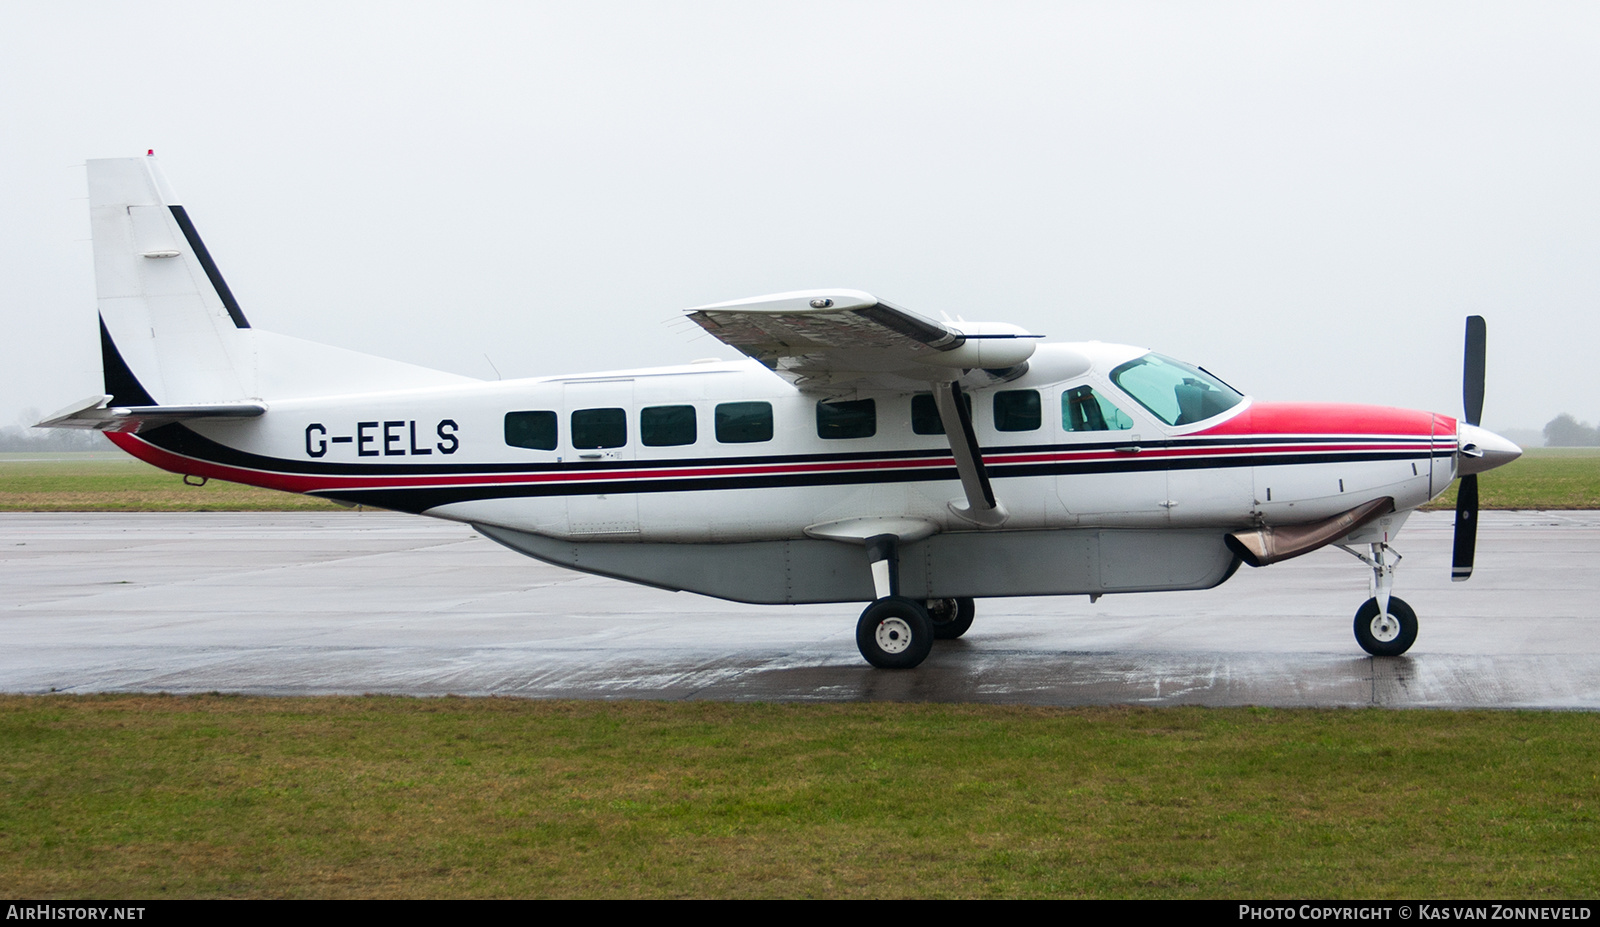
2 696 1597 899
1424 447 1600 511
0 453 343 512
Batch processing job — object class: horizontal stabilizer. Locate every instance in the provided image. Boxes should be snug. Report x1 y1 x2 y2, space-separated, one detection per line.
37 394 266 434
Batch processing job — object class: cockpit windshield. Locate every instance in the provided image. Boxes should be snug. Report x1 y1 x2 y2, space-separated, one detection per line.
1109 353 1244 427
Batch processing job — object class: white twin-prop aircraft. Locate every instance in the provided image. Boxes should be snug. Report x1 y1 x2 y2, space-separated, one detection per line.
40 155 1524 669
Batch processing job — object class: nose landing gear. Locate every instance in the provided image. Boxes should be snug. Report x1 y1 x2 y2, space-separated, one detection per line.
1337 541 1418 656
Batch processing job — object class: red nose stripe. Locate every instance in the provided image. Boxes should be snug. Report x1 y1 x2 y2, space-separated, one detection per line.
1194 403 1447 437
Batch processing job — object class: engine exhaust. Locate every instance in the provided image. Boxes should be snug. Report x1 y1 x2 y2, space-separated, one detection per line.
1226 496 1396 568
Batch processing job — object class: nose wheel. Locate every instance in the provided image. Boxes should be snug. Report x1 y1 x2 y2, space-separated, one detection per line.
1353 596 1418 656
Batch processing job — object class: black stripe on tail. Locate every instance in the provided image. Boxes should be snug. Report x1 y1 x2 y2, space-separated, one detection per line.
168 204 250 329
99 314 156 406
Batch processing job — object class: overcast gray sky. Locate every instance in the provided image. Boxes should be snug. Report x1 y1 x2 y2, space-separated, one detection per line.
5 1 1598 436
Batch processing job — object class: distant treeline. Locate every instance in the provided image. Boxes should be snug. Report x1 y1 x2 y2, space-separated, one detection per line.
1545 414 1600 447
0 426 104 452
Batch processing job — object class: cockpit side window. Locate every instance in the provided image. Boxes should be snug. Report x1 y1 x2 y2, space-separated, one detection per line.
1061 386 1134 432
1110 354 1243 426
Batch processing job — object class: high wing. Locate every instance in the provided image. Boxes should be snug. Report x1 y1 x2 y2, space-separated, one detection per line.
685 289 1040 395
688 289 1041 528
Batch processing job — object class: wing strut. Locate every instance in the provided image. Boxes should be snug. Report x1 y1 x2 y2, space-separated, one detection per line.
932 381 1008 527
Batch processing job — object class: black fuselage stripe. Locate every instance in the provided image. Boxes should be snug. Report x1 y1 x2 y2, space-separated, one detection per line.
312 449 1440 514
141 421 1442 480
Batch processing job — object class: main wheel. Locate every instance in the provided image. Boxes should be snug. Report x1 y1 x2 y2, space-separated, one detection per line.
1353 596 1418 657
926 597 976 640
856 596 935 669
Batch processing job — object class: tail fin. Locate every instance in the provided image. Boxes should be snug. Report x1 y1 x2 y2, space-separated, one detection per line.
89 155 255 406
81 155 474 414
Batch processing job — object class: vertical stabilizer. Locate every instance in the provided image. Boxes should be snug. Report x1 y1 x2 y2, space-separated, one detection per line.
89 156 255 404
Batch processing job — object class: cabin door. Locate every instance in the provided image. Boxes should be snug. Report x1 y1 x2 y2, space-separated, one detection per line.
562 378 640 538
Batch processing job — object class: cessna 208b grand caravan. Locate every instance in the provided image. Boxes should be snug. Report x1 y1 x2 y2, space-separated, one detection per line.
41 155 1523 668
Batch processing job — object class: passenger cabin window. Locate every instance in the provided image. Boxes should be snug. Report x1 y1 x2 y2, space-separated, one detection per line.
641 405 696 447
505 410 558 450
571 407 626 449
993 390 1041 432
1110 353 1244 426
715 401 773 443
817 399 876 439
1061 386 1134 432
910 393 971 435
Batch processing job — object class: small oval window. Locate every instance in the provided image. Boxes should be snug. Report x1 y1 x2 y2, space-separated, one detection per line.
572 407 627 449
715 401 773 444
641 405 696 447
994 390 1041 432
505 410 558 450
817 399 876 439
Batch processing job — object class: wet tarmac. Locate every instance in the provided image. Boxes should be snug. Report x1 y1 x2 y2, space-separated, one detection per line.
2 510 1597 708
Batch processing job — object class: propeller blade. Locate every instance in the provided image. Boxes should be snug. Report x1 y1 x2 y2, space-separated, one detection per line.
1451 473 1479 581
1463 315 1486 427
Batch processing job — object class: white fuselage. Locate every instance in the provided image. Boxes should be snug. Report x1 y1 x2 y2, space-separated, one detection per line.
154 340 1450 548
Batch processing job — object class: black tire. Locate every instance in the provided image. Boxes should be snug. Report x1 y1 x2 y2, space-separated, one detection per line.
926 597 976 640
1353 596 1418 657
856 596 935 669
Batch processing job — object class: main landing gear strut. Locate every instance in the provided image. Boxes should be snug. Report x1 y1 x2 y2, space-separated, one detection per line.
854 380 988 669
1337 541 1418 657
855 534 975 669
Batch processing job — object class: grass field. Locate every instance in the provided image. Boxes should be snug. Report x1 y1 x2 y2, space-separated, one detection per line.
0 452 344 512
3 447 1597 512
1424 447 1600 511
3 696 1597 899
